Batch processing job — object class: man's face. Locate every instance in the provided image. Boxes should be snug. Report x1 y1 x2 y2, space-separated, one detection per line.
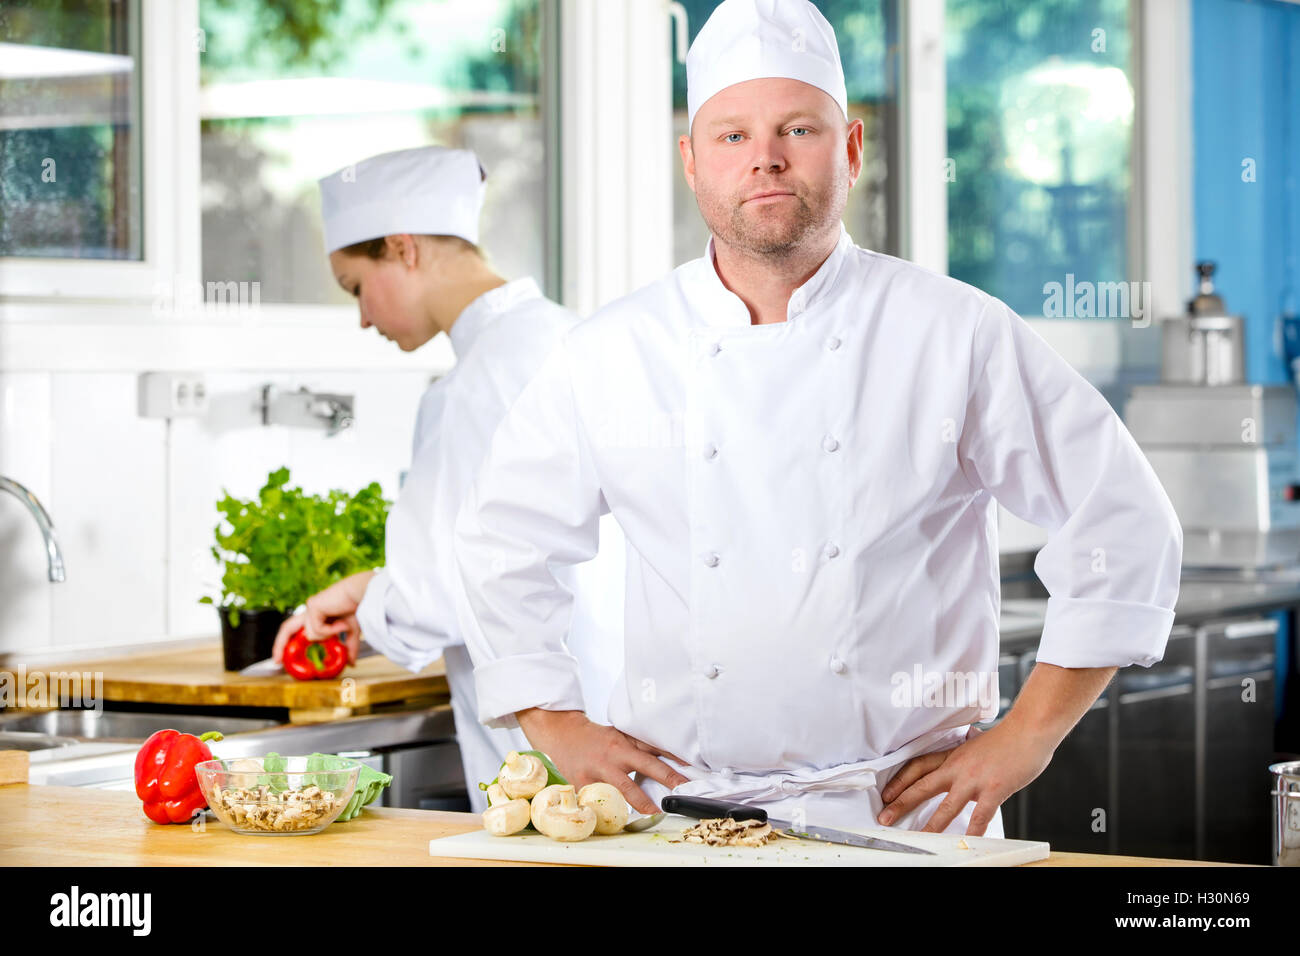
680 77 863 258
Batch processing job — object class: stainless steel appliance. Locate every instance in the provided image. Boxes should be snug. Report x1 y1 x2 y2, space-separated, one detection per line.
1271 760 1300 866
1125 263 1300 569
1160 261 1246 385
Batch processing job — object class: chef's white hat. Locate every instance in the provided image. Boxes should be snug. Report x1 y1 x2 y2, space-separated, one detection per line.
686 0 848 134
318 145 487 253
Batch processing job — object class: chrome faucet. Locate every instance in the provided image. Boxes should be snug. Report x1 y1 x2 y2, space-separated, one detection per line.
259 385 355 437
0 476 66 582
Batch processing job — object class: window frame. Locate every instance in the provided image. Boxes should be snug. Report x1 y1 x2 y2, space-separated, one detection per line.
0 0 200 302
930 0 1180 324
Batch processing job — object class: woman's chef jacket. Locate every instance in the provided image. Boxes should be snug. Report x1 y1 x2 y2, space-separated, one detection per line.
354 277 626 813
454 226 1182 833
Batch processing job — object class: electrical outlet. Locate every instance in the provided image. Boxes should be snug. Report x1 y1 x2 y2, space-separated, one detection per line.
138 372 209 419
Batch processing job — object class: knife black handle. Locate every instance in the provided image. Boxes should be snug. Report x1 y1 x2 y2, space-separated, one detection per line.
661 795 768 822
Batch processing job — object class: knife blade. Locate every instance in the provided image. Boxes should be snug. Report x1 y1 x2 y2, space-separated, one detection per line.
660 794 936 855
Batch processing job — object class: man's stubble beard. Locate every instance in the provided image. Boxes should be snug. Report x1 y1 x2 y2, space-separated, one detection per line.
695 166 847 260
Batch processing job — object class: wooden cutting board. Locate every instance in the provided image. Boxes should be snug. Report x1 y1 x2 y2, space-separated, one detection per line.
0 751 29 786
10 642 448 721
428 816 1051 866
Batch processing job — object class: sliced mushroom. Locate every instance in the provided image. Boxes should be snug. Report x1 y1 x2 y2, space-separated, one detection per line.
578 782 629 835
530 784 597 842
483 798 532 836
498 751 549 800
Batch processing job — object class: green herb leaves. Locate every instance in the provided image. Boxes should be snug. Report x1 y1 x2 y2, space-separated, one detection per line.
199 466 391 623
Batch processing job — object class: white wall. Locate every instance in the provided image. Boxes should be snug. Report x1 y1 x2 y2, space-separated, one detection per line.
0 338 446 663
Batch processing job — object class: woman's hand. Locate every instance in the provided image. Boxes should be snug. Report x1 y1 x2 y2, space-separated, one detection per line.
272 570 378 666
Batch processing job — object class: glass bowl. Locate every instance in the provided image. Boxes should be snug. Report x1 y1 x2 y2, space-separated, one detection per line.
195 756 361 836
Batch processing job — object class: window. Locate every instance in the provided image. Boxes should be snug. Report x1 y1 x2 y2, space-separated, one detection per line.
669 0 901 267
0 0 143 260
945 0 1137 318
198 0 550 305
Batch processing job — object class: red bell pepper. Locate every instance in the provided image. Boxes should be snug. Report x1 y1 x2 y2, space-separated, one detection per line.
282 627 348 681
134 729 224 825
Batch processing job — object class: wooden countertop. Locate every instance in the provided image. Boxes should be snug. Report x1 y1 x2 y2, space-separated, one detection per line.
8 642 449 721
0 785 1246 867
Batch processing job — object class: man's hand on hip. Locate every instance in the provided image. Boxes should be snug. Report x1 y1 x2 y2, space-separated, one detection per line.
875 721 1056 836
515 708 691 815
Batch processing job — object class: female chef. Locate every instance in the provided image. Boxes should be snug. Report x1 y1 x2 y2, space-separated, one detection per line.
270 145 626 813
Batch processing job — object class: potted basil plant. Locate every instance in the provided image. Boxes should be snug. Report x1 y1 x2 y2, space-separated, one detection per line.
200 466 390 671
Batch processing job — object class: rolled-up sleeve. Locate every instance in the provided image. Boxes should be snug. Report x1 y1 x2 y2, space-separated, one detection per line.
354 568 450 675
957 296 1183 668
453 338 605 728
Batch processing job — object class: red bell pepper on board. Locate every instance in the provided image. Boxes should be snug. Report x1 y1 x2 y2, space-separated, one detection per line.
134 729 224 824
282 627 348 681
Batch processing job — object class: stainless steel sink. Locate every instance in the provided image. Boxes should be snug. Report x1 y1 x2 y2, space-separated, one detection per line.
0 710 280 741
24 705 461 805
0 730 80 752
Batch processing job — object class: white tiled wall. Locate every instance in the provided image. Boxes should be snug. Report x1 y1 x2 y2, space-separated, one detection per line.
0 362 435 661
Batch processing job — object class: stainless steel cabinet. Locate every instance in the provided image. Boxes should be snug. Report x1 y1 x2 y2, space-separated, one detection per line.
999 616 1278 863
1025 691 1114 854
1199 618 1278 863
1115 628 1196 860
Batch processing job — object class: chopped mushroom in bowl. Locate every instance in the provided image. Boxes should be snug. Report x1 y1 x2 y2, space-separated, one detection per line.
195 756 361 835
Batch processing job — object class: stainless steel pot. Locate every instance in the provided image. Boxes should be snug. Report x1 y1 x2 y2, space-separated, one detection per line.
1270 760 1300 866
1161 262 1246 385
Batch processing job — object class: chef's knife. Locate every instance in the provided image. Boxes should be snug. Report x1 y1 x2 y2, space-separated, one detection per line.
660 794 936 855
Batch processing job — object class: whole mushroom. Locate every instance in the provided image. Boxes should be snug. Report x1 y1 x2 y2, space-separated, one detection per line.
578 783 629 835
530 784 597 842
498 751 549 800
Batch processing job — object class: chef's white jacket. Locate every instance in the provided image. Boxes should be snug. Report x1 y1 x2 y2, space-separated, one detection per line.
354 277 626 814
454 224 1183 836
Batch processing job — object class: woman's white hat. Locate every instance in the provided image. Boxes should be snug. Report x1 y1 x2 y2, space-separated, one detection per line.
318 145 486 253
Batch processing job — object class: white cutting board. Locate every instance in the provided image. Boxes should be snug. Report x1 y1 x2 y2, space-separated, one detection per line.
429 816 1050 866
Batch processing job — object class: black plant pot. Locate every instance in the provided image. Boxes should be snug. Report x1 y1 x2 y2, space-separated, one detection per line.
217 606 287 672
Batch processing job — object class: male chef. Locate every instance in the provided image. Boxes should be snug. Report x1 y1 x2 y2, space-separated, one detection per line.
453 0 1182 837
